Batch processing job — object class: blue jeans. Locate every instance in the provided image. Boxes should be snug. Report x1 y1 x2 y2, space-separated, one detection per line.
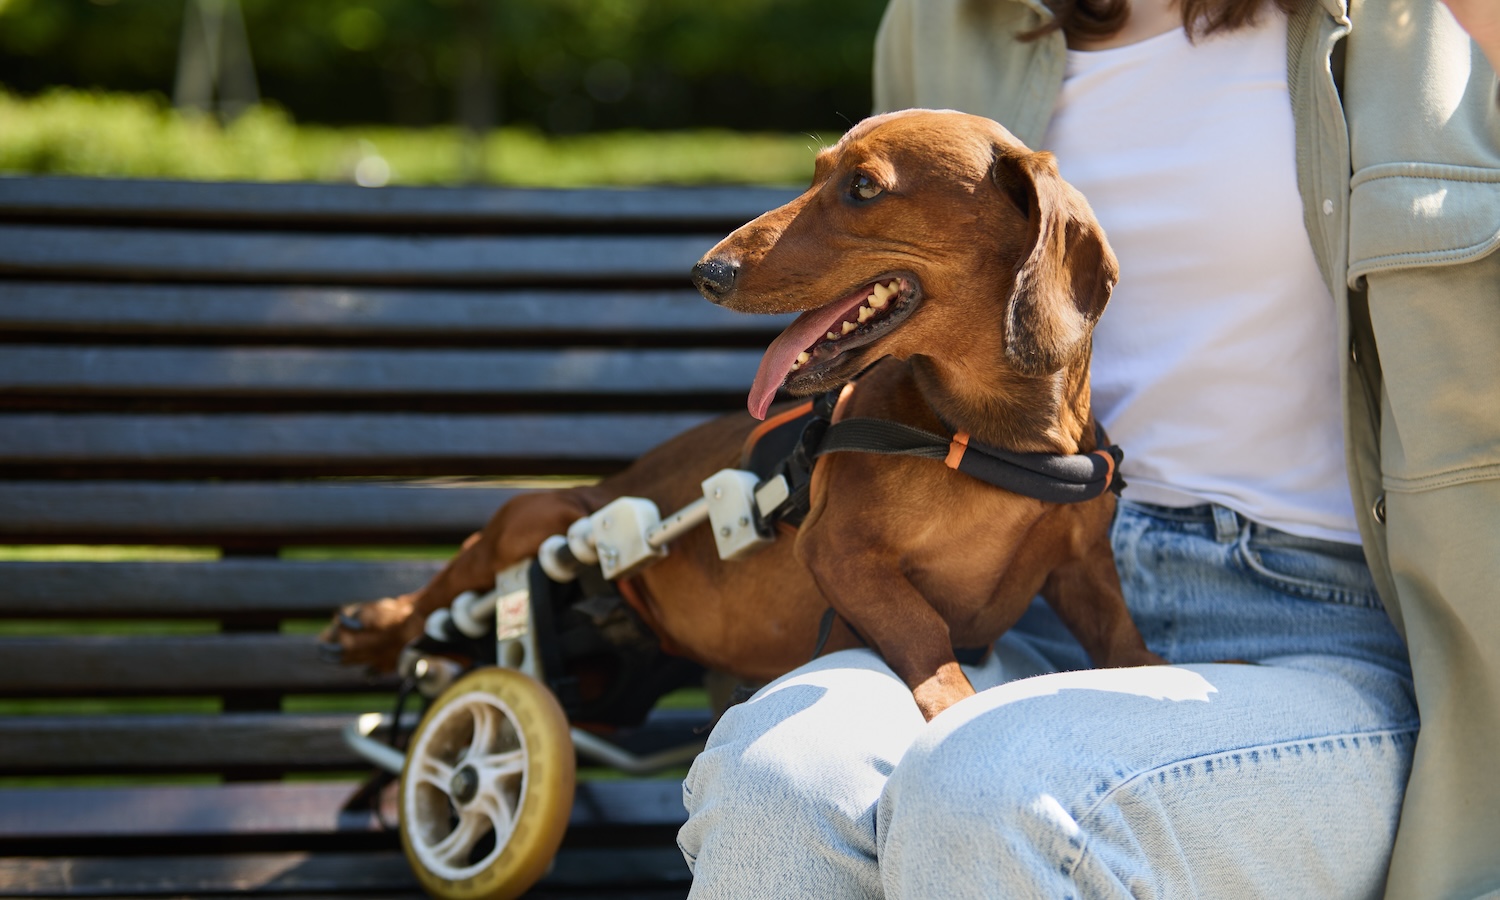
678 501 1418 898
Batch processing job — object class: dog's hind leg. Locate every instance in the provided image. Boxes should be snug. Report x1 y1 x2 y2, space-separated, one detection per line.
320 487 607 672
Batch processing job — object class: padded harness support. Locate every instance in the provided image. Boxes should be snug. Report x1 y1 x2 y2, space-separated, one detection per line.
820 417 1124 504
744 389 1126 529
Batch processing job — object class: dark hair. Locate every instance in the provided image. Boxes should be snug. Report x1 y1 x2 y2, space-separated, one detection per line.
1022 0 1302 43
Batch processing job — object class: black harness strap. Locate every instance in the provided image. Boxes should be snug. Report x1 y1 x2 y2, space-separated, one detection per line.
743 389 1126 528
818 417 1126 505
742 392 838 528
814 417 950 460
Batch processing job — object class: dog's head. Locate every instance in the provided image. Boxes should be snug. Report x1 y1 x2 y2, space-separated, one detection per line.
693 109 1118 420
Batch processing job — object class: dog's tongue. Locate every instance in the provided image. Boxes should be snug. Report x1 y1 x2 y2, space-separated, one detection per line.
748 298 863 419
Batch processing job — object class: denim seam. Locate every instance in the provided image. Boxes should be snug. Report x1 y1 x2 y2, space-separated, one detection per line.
1058 725 1420 883
1233 531 1382 610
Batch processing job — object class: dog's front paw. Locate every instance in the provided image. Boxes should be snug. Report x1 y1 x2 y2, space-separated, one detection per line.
317 594 424 673
910 662 978 721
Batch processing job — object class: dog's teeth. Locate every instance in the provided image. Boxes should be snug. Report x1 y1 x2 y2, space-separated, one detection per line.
858 305 875 323
826 330 840 341
868 293 889 310
841 321 857 335
873 282 896 303
795 351 811 367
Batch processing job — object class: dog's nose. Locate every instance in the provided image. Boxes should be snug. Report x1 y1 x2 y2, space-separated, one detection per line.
691 257 738 302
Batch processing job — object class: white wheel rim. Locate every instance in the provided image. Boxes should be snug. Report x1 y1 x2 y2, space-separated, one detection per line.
404 690 531 881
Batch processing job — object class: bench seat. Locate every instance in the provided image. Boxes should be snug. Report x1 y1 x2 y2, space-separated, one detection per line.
0 175 798 898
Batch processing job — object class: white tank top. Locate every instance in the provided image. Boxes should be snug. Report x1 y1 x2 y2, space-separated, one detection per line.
1041 10 1360 543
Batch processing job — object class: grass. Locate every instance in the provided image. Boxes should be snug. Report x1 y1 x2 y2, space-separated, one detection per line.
0 85 829 187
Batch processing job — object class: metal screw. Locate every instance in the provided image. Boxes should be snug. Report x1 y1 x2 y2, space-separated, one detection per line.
450 765 480 804
719 526 732 538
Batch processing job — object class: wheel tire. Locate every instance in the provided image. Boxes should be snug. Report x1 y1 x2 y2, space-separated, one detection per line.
399 667 576 900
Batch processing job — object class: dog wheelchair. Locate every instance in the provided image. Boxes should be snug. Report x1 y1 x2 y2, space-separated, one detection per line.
342 464 799 900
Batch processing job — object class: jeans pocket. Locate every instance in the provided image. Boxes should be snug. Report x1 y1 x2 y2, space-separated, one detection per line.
1233 525 1382 609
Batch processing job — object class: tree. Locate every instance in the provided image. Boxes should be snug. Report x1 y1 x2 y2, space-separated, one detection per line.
0 0 882 132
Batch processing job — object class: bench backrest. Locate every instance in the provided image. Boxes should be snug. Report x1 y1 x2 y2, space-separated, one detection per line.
0 176 795 891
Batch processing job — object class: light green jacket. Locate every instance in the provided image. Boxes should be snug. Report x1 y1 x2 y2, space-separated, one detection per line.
874 0 1500 896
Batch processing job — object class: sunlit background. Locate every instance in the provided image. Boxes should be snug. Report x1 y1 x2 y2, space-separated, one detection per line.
0 0 886 185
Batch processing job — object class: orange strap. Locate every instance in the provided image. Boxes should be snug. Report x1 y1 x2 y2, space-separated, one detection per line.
1093 448 1117 493
945 431 970 469
742 399 815 464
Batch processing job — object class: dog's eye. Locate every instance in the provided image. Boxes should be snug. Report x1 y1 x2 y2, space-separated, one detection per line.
848 173 883 201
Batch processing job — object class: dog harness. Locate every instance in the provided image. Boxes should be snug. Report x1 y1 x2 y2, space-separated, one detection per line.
742 388 1126 530
739 387 1126 666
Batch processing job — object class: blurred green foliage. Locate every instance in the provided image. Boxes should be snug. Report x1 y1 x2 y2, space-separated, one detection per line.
0 87 831 185
0 0 884 133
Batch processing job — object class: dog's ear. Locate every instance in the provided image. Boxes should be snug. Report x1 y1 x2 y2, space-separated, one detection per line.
991 149 1118 376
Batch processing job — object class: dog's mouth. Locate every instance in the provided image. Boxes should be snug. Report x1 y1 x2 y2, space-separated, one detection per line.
748 274 921 418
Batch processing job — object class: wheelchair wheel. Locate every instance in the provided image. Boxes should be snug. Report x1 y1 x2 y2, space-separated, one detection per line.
399 667 576 900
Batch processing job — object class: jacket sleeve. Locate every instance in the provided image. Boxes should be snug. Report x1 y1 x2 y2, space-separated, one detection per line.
1346 6 1500 898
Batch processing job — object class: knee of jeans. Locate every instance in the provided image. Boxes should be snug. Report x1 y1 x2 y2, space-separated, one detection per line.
683 658 924 846
878 708 1095 885
882 703 1036 829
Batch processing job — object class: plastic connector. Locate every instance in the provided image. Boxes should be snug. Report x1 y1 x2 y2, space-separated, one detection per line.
537 534 578 583
566 516 599 566
589 496 667 581
703 469 775 560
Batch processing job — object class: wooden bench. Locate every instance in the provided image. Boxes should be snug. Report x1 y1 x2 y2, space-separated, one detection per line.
0 175 797 898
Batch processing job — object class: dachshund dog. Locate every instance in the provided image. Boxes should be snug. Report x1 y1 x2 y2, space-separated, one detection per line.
321 109 1163 721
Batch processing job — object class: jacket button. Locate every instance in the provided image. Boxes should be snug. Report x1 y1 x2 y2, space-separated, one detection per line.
1373 492 1387 524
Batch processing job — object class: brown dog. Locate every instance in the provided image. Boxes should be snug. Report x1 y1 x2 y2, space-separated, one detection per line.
322 109 1163 721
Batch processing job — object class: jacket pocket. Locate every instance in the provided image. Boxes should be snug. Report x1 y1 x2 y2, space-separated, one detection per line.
1360 204 1500 489
1347 163 1500 289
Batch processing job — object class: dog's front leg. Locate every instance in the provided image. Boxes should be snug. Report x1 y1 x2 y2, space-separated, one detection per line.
834 578 975 721
795 535 975 721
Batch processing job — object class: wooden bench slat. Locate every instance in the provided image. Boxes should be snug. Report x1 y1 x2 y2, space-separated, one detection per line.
0 481 517 543
0 848 690 897
0 347 762 397
0 633 397 695
0 780 689 840
0 783 380 840
0 560 441 617
0 176 794 227
0 708 711 774
0 282 791 340
0 851 417 897
0 412 717 473
0 225 718 284
0 712 378 773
